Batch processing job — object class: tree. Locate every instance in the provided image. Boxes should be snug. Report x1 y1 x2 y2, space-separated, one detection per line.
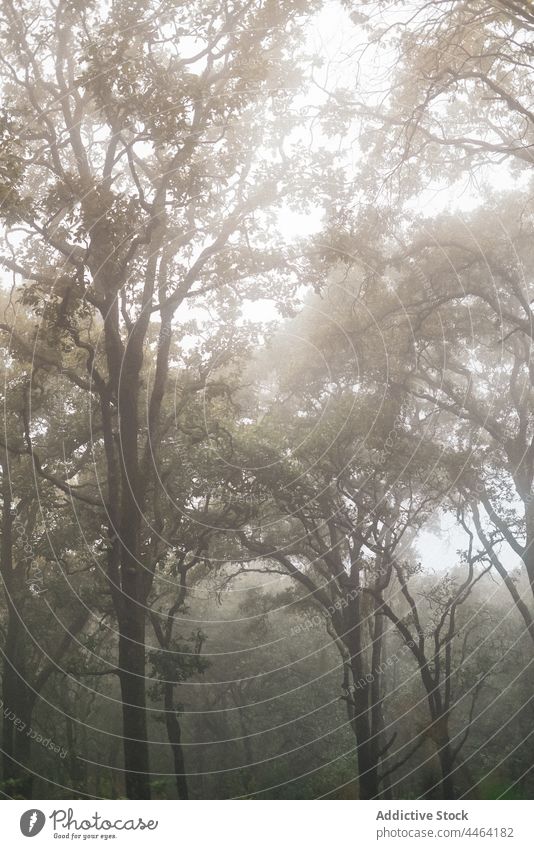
211 302 452 797
365 511 494 799
332 0 534 205
0 380 90 798
0 0 323 797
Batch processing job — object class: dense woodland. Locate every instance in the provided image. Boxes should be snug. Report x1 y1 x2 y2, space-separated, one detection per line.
0 0 534 800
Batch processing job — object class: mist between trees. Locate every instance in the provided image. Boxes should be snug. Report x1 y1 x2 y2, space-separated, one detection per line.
0 0 534 802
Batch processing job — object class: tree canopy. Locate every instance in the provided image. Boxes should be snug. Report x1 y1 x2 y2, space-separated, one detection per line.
0 0 533 802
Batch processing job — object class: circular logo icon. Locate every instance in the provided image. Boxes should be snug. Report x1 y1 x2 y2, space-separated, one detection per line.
20 810 46 837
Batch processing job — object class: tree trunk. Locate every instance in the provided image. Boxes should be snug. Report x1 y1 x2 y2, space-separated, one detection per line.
350 676 379 799
2 633 35 799
66 714 86 791
371 604 392 799
344 567 380 799
102 294 154 799
435 728 455 800
117 602 150 799
522 499 534 599
2 622 37 799
164 683 188 799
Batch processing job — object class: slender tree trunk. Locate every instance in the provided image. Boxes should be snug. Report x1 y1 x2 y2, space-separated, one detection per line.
150 572 194 801
2 603 24 787
230 686 255 794
237 708 254 772
349 671 379 798
472 502 534 643
370 604 392 799
164 683 188 800
117 602 150 799
66 714 86 790
344 561 380 799
435 723 455 800
522 499 534 599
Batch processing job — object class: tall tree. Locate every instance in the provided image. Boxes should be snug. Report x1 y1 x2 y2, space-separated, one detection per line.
0 0 323 797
